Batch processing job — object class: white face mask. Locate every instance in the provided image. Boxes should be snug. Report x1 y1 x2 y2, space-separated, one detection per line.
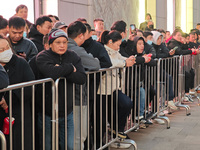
0 48 13 63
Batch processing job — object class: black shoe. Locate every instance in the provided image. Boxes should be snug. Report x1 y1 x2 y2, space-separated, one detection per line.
144 119 153 125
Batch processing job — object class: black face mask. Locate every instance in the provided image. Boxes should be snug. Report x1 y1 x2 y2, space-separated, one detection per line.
149 25 154 29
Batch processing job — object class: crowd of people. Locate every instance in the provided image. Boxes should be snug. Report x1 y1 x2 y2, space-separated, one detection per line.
0 5 200 150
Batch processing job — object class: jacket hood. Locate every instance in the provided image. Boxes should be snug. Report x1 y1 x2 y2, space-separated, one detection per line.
151 31 163 45
133 36 145 55
29 24 44 38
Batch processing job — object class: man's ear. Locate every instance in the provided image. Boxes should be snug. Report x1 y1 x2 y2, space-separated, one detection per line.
36 25 41 31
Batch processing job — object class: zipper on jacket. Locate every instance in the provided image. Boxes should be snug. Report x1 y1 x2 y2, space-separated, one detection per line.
59 56 62 65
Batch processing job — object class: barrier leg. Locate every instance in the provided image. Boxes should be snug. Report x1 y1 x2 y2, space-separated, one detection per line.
109 139 137 150
0 131 7 150
156 116 170 129
176 103 191 116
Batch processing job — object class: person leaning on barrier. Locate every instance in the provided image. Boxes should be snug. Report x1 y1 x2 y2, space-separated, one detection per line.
0 34 35 150
67 21 100 150
97 30 135 146
167 29 198 55
188 32 200 49
130 36 156 123
151 31 177 111
31 28 86 150
0 64 9 89
8 16 38 61
81 23 112 149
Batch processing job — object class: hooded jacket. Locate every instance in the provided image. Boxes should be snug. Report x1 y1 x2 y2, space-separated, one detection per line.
167 38 192 55
29 24 44 53
151 31 169 58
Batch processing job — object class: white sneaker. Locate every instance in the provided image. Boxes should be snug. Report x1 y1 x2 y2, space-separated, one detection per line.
168 101 178 110
154 118 165 124
182 96 189 102
158 111 165 116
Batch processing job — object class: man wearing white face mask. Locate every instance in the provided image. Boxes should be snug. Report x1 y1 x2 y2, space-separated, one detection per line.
143 31 156 58
0 34 35 150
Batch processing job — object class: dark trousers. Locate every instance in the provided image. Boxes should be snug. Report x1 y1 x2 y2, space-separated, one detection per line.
96 90 132 148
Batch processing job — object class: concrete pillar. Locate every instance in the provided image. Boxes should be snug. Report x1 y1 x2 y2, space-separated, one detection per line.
193 0 200 28
156 0 167 30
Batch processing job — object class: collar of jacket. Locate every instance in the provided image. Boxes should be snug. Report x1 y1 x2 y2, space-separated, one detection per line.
104 45 119 55
48 48 67 57
68 38 78 46
4 54 17 73
8 36 24 46
81 37 93 48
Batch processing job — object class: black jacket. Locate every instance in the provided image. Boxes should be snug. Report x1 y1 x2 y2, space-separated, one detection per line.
29 24 44 53
167 38 192 55
82 37 112 68
33 49 86 116
188 42 199 49
9 36 38 61
120 40 134 57
0 54 35 150
152 43 169 58
0 64 9 89
144 42 156 59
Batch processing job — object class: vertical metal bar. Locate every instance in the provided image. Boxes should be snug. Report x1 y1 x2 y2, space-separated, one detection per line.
134 66 137 125
144 65 147 118
116 69 118 137
65 79 67 150
21 88 24 150
105 71 108 144
32 85 35 150
130 66 134 128
87 75 90 150
52 81 56 150
111 69 113 139
80 85 83 150
9 90 13 150
93 73 96 150
157 59 161 113
42 83 45 150
100 72 102 147
138 65 141 121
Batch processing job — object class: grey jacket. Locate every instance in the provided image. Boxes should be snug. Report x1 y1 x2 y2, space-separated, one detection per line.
10 37 38 61
68 38 100 105
0 64 9 89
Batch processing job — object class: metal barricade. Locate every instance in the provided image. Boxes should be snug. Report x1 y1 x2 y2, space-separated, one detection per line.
0 130 7 150
176 55 191 115
0 78 55 150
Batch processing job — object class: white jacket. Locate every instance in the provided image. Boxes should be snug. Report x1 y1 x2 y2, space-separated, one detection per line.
97 45 126 95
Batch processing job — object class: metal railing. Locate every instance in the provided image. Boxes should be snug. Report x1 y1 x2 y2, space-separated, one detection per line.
0 55 199 150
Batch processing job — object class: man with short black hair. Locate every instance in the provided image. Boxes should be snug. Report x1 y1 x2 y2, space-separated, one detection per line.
29 15 52 52
67 21 100 150
196 23 200 30
8 16 38 61
143 31 156 58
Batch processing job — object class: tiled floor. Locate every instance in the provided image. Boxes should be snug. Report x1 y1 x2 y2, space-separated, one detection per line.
126 100 200 150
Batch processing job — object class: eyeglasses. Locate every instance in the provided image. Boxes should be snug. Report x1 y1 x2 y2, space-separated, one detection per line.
0 44 10 53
